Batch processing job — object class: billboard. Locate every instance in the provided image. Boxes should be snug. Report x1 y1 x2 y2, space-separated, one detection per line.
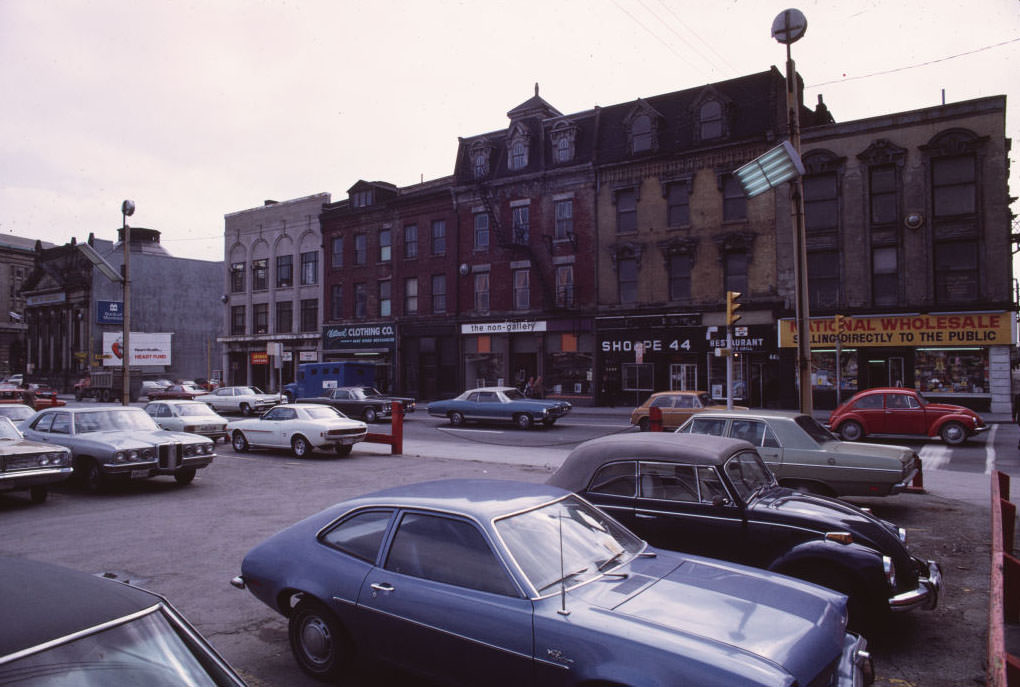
102 332 173 366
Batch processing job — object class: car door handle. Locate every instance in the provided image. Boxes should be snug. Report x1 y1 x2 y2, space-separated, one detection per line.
370 582 394 592
635 513 656 519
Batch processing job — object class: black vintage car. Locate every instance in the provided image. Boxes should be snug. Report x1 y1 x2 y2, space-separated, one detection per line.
0 556 247 685
548 432 941 630
297 386 415 423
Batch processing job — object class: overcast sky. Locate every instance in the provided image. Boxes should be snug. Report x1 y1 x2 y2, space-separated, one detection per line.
1 0 1017 263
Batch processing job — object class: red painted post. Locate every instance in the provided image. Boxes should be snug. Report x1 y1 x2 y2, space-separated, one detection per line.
649 406 663 432
390 401 403 455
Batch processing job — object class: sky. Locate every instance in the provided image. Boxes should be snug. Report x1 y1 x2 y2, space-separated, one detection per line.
1 0 1018 263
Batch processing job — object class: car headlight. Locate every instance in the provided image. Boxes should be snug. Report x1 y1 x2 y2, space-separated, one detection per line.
898 527 907 545
113 450 126 463
140 448 155 460
883 555 897 589
54 452 70 466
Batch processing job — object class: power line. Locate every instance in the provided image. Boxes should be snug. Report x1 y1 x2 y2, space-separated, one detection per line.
808 37 1020 88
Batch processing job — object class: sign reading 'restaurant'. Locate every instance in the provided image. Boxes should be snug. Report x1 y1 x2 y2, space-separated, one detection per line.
779 312 1013 348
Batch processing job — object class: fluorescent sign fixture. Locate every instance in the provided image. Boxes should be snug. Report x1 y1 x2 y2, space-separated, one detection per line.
734 140 806 198
78 243 123 283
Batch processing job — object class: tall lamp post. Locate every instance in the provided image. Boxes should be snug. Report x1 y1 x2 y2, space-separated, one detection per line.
121 200 135 405
772 8 813 415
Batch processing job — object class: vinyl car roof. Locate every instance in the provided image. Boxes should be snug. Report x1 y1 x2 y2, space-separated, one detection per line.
0 556 161 659
328 479 569 523
548 433 751 492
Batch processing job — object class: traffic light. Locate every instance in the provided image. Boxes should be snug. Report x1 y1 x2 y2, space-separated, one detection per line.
726 291 742 326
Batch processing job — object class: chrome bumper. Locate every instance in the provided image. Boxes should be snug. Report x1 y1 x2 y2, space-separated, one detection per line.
837 632 874 686
889 559 942 612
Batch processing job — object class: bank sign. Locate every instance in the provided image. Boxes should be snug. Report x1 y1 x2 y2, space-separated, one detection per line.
97 300 124 324
322 324 396 350
779 312 1014 348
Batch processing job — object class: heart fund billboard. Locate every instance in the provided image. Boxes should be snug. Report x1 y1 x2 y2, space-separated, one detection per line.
102 332 173 366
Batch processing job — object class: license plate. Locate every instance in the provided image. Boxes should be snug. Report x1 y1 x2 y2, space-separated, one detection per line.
130 469 150 479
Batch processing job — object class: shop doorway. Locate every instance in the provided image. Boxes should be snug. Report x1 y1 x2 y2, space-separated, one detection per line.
865 355 905 389
511 353 537 391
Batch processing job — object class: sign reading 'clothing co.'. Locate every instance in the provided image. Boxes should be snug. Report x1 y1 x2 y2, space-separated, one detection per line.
779 312 1014 348
322 325 396 350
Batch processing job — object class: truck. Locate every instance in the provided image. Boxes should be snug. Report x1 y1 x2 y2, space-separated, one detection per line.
74 370 146 403
282 362 376 403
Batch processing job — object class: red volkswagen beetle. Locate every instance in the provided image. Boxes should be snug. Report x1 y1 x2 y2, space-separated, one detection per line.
828 387 986 445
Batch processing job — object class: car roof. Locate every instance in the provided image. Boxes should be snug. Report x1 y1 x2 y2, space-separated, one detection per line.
548 433 751 492
0 556 161 658
337 479 569 522
688 408 808 421
464 386 517 394
149 399 208 405
650 390 707 396
40 406 143 414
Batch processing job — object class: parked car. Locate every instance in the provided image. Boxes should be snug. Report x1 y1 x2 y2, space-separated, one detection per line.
427 386 572 429
0 555 247 685
298 386 416 423
144 400 230 443
0 416 72 504
226 403 367 457
204 386 281 415
630 390 740 431
231 478 872 686
828 387 987 445
0 386 65 410
140 379 173 398
146 383 210 401
2 374 23 386
0 403 36 425
22 406 216 490
676 409 921 497
549 432 941 628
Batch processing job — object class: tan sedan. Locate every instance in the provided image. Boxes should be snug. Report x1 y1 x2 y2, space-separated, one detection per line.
630 391 743 431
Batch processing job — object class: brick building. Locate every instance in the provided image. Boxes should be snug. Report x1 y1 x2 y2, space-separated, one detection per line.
0 235 47 377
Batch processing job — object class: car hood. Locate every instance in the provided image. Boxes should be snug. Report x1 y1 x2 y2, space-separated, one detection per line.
76 430 207 447
576 557 847 683
821 439 915 466
753 486 905 554
925 401 980 417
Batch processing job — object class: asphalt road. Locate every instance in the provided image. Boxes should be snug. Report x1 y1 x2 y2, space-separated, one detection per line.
0 402 1011 686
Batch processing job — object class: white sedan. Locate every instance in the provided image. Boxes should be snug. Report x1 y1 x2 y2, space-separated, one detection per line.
204 386 281 415
143 400 230 443
226 404 367 457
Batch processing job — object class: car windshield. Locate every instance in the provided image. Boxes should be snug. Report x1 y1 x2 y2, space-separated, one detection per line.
502 389 525 400
176 404 219 418
74 409 161 434
304 406 345 420
0 607 232 686
0 406 34 422
723 451 776 501
494 495 643 596
0 416 22 440
360 387 383 397
794 415 839 444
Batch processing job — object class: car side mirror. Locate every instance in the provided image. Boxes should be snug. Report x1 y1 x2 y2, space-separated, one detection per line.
712 495 730 507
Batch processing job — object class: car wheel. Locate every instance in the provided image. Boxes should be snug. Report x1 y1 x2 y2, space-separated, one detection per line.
941 421 967 446
174 468 197 486
363 407 378 423
288 599 354 682
335 444 353 457
240 402 252 416
449 411 465 427
79 458 104 492
798 565 878 633
638 417 650 432
839 420 864 442
515 413 534 430
292 435 311 458
29 486 48 504
232 431 250 452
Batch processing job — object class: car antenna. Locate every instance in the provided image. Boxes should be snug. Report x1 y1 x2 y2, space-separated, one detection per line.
558 507 570 616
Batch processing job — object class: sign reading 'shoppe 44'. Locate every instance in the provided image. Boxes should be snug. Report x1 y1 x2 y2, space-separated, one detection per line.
322 324 396 350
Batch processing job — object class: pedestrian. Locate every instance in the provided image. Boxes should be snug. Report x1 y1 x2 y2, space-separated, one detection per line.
18 383 35 410
523 376 534 397
531 376 544 399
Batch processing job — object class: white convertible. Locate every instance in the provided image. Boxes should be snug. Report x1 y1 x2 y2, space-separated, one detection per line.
204 386 281 415
226 404 367 457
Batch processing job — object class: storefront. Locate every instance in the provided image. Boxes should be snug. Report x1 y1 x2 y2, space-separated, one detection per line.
322 323 396 393
399 322 459 401
779 312 1015 413
595 314 779 408
459 318 595 405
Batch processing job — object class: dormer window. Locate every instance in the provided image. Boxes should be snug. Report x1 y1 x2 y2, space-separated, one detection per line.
510 140 528 169
470 140 494 179
550 121 578 163
351 190 373 208
699 101 722 140
632 115 652 153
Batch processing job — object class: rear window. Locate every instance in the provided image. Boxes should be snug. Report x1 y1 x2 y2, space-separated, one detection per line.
687 417 727 436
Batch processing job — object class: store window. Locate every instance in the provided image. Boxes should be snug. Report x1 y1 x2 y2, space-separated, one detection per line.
810 350 858 394
915 348 988 395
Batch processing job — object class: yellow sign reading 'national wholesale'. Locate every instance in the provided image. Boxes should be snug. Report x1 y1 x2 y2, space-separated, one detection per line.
779 312 1014 348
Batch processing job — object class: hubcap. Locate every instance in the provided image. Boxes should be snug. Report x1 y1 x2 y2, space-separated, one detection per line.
301 618 332 665
946 425 962 441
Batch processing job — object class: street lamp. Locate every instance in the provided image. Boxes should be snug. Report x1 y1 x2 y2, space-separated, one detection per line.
772 8 813 415
121 200 134 406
